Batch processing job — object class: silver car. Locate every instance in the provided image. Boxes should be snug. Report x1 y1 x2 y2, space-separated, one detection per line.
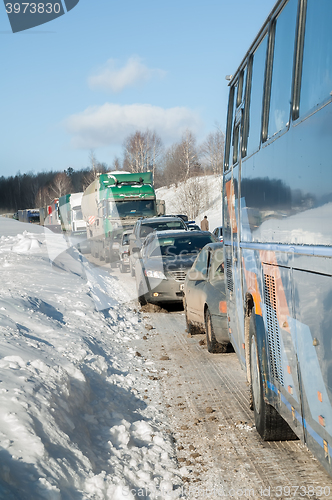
183 242 229 353
134 230 216 305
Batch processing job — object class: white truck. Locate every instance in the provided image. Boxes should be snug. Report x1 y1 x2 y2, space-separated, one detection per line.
58 192 86 233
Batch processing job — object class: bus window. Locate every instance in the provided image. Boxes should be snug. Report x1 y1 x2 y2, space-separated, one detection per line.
232 123 240 165
246 34 268 157
224 84 235 171
300 0 332 116
267 0 297 138
236 67 246 108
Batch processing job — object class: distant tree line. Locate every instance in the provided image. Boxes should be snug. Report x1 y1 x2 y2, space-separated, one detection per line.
0 127 225 213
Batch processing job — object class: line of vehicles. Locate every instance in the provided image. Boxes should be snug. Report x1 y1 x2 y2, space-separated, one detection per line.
14 170 227 356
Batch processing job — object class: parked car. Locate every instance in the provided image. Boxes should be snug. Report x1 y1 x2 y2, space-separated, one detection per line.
212 226 223 242
183 242 229 353
186 222 201 231
119 230 132 273
134 230 216 305
163 214 189 222
129 216 187 276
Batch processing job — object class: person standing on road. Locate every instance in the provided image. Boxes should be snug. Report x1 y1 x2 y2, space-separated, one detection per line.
200 215 209 231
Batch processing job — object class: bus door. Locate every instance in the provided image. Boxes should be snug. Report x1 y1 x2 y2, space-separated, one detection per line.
224 69 247 365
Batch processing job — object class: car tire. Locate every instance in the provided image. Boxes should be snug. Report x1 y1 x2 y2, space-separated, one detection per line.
130 260 135 277
138 282 147 306
184 300 199 335
249 312 297 441
205 308 228 353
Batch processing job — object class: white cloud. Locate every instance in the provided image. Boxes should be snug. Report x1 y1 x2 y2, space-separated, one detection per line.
64 103 202 149
88 56 166 93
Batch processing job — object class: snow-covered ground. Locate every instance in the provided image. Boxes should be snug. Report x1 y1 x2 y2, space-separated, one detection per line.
0 218 182 500
156 174 223 232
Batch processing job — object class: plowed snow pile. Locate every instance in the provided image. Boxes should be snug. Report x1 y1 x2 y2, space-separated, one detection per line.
0 219 182 500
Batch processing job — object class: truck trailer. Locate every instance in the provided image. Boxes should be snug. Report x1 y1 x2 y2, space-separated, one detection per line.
18 209 40 224
58 192 86 233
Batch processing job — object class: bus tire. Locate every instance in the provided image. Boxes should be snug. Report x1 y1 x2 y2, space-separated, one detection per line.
249 313 297 441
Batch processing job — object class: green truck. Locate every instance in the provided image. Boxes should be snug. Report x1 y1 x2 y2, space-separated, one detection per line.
81 171 165 264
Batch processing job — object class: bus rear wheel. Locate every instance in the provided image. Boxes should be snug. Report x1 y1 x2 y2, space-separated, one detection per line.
249 313 297 441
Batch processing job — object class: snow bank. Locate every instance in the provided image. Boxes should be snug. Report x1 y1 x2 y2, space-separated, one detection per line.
0 220 183 499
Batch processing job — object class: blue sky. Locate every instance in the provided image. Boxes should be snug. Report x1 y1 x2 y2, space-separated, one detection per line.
0 0 276 177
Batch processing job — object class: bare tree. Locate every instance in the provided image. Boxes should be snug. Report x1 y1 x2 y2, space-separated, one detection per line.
83 151 108 189
35 185 51 208
123 129 163 178
111 156 122 171
161 144 183 188
177 129 200 180
174 176 210 220
161 130 200 188
48 172 73 198
200 127 225 176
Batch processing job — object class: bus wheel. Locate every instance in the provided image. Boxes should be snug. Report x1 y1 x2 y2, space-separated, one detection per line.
249 313 296 441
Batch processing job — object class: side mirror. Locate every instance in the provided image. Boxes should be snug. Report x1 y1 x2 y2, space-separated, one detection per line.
187 269 207 281
132 247 141 254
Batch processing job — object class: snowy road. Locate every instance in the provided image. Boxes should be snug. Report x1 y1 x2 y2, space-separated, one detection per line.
135 310 332 499
93 256 332 499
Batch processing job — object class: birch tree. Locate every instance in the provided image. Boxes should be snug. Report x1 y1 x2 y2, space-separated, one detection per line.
48 172 73 198
177 129 199 180
200 128 225 176
122 129 163 177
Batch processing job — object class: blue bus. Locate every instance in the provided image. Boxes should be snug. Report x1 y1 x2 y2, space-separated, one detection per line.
223 0 332 475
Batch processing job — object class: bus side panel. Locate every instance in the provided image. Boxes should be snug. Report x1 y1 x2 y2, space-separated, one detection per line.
261 261 304 440
292 267 332 473
241 244 305 440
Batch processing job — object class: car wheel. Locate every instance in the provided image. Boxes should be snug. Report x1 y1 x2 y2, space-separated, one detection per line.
205 308 228 353
138 282 147 306
184 300 199 335
249 312 296 440
130 260 135 277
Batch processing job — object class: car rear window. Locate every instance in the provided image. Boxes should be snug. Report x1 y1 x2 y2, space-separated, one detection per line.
139 220 185 237
156 234 214 256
